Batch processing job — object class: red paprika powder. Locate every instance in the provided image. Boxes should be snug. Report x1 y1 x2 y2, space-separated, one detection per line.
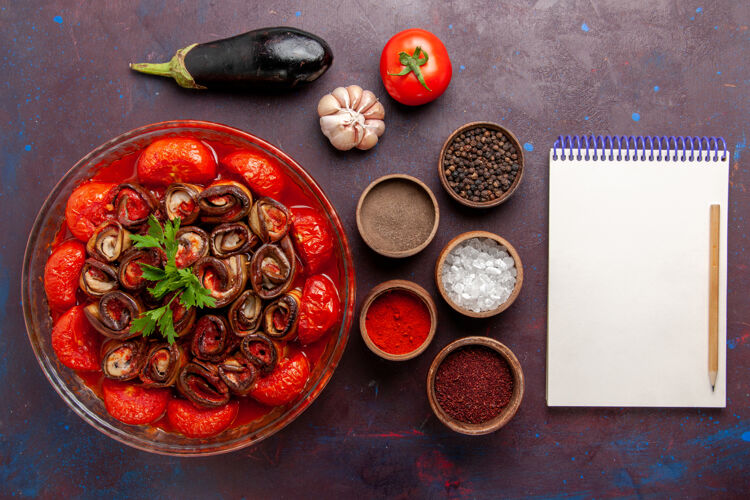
364 290 431 354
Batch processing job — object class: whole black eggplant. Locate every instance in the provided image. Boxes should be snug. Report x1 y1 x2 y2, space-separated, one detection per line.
130 27 333 90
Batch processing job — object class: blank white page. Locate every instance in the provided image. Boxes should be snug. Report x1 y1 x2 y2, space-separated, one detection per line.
547 149 728 407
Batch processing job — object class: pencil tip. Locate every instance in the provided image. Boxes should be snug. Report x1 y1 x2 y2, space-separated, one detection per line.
709 371 717 390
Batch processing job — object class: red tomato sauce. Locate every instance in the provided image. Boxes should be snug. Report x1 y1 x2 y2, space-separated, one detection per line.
50 137 345 435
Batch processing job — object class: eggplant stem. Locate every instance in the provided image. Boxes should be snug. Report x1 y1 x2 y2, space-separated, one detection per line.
128 43 206 90
129 61 174 78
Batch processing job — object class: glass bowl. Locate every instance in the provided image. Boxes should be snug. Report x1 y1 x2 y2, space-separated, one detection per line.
21 120 356 456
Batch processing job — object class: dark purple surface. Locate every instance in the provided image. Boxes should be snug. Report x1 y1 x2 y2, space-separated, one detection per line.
1 1 748 497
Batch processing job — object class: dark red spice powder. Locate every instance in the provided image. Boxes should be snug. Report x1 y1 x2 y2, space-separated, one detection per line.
364 290 431 355
434 346 513 424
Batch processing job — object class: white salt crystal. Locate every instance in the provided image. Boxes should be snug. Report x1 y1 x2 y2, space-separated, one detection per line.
441 237 517 312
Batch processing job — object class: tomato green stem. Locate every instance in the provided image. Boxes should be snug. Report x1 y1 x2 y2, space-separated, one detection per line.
388 46 432 91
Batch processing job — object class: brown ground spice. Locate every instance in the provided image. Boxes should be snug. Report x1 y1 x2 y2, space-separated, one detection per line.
359 178 435 253
434 346 513 424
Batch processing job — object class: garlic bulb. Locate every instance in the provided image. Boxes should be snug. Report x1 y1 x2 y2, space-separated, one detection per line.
317 85 385 151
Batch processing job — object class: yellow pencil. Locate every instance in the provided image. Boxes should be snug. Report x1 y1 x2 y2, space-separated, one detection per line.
709 204 720 391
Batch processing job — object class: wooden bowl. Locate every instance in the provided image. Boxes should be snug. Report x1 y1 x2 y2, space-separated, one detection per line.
356 174 440 258
427 336 524 435
438 121 525 208
434 230 523 318
359 280 438 361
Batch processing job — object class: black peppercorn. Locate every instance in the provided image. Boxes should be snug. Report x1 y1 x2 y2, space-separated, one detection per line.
442 126 522 202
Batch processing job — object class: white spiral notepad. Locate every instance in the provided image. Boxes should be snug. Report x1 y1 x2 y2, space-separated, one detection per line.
547 136 728 407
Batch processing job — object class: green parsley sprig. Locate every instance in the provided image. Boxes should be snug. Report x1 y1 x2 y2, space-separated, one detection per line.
129 215 215 343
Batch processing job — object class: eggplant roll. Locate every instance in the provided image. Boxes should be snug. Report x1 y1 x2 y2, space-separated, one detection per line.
140 342 187 387
209 222 259 258
177 361 231 408
218 353 258 396
248 197 290 243
101 339 147 381
163 183 202 224
84 290 143 339
263 289 302 341
190 314 236 363
139 286 164 310
113 183 157 228
249 236 296 299
240 332 278 374
174 226 210 269
197 180 253 223
79 258 119 298
194 255 248 307
86 221 132 262
118 248 163 292
227 290 263 336
165 291 197 338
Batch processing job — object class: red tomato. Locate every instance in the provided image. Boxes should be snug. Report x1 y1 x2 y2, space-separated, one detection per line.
221 150 285 198
44 240 86 310
102 379 171 425
65 182 117 241
249 353 310 406
379 29 452 106
51 305 101 371
167 399 239 438
290 207 334 273
137 138 217 186
298 275 340 345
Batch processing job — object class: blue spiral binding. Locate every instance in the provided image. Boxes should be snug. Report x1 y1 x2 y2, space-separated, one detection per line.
552 135 727 162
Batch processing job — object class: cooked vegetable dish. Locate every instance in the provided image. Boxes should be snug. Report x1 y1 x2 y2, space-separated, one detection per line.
44 136 342 438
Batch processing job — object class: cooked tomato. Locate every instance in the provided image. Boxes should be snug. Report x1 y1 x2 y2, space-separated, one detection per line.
290 207 334 273
221 150 285 198
44 240 86 310
51 305 101 371
102 379 171 425
65 182 117 241
166 399 239 438
298 275 340 345
137 138 217 186
379 29 452 106
249 353 310 406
